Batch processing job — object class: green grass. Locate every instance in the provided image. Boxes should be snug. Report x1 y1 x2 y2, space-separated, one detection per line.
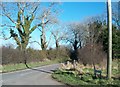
52 69 120 86
52 59 120 86
2 59 63 73
52 72 88 85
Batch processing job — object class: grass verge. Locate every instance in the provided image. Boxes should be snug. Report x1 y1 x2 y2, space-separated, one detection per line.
52 69 120 86
52 59 120 86
2 58 64 73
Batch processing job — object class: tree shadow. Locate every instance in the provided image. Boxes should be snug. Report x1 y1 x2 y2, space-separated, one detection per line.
23 50 58 74
24 60 53 74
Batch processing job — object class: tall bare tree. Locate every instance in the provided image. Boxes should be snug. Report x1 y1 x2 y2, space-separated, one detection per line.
1 2 58 50
63 22 88 61
51 28 66 49
66 22 87 51
1 2 41 50
37 3 59 50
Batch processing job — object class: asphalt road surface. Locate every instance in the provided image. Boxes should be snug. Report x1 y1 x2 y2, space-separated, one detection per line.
2 64 64 85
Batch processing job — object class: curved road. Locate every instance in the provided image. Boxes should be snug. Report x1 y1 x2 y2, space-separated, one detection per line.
2 64 63 85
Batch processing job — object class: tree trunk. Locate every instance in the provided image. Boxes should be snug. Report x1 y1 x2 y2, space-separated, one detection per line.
73 40 78 51
56 39 59 50
41 25 47 50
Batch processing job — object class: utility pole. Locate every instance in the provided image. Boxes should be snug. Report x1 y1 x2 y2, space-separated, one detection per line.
107 0 112 79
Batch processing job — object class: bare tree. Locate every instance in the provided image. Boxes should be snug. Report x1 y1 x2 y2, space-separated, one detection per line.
1 2 44 50
65 22 87 51
1 2 59 51
51 28 66 49
64 22 88 61
37 3 59 50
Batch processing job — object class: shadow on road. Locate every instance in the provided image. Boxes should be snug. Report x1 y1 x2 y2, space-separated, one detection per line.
23 50 56 74
24 60 54 74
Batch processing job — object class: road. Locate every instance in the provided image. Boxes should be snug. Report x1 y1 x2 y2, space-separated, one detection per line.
2 64 64 85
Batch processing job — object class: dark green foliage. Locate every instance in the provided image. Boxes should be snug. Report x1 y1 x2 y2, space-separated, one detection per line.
99 25 120 59
76 19 120 65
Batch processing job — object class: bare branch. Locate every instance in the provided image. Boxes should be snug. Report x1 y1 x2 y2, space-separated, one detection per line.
3 13 17 24
1 3 16 24
32 4 39 14
1 24 15 28
0 30 11 40
38 27 42 32
0 35 11 40
29 20 49 34
29 41 41 46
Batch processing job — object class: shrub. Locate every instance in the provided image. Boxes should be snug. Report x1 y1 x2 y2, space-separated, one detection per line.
2 47 25 64
77 43 107 66
2 46 70 65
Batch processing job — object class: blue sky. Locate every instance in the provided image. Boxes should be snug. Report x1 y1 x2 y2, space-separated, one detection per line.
59 2 106 22
0 2 106 49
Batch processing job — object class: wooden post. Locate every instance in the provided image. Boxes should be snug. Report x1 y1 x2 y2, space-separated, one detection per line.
107 0 112 79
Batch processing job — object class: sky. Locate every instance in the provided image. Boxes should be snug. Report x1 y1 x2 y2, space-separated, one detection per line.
0 2 107 50
59 2 106 22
